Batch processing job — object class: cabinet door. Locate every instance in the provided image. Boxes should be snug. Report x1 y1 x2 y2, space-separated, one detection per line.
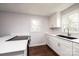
50 36 60 52
47 35 60 55
49 12 61 28
51 36 62 55
47 35 56 49
49 14 57 27
59 39 72 56
73 42 79 56
46 35 53 48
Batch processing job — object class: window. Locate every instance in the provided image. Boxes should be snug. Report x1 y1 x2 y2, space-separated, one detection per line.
31 19 41 32
62 9 79 33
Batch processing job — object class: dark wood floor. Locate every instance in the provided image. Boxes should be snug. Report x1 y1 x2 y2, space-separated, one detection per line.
29 45 59 56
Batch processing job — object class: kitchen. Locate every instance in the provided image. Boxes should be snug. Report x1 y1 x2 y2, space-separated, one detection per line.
0 3 79 56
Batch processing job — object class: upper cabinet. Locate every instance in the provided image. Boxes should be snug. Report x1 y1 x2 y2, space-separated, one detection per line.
48 12 61 28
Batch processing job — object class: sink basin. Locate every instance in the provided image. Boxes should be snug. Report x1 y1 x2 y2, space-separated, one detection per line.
57 35 77 39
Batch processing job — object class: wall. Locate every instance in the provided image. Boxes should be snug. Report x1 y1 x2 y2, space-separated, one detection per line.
0 12 30 35
0 12 49 46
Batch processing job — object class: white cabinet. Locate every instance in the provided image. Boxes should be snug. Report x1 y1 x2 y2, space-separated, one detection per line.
59 39 72 56
48 12 61 28
46 35 53 48
48 36 59 51
47 35 72 56
73 42 79 56
49 13 57 28
47 35 61 55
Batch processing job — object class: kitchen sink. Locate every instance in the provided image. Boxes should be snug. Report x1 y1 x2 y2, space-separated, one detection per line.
57 35 77 39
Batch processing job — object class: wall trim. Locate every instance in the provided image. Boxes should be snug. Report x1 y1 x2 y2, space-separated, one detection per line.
29 42 46 47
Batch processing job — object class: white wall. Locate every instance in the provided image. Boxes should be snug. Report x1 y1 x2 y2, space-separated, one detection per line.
0 12 49 46
0 12 30 35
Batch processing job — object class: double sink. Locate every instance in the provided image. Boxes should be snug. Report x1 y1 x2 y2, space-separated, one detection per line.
57 35 77 39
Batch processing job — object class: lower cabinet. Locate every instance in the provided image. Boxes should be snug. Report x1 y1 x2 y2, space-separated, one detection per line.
73 42 79 56
47 35 60 55
59 39 72 56
47 35 73 56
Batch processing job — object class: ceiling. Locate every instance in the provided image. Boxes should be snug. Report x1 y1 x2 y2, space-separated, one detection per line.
0 3 73 16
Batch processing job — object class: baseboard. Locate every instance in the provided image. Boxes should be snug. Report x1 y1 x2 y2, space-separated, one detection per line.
29 42 46 47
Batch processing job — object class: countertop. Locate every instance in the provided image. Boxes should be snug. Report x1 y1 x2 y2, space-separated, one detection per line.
0 35 28 54
0 40 28 54
46 32 79 44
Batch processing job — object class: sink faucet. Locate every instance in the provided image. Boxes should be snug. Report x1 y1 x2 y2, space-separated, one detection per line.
67 27 71 36
64 27 71 36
